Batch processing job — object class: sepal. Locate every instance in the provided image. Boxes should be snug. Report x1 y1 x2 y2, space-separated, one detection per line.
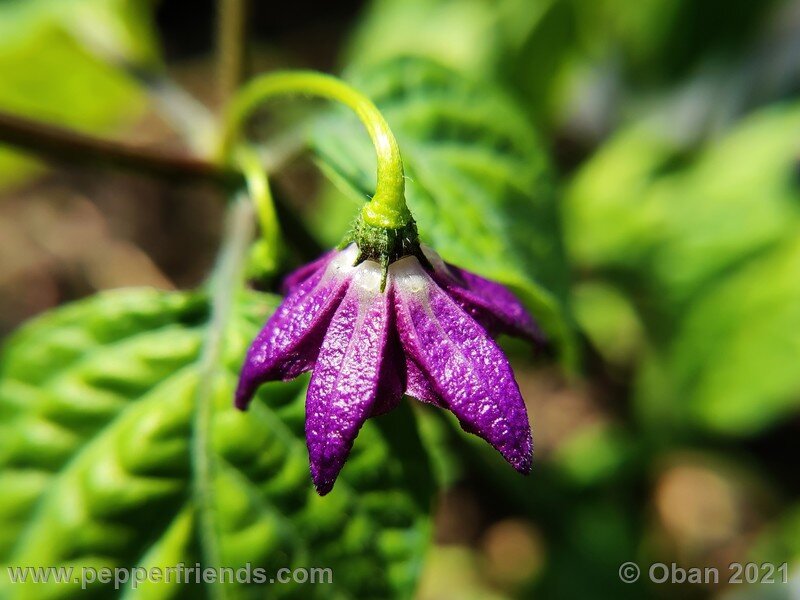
340 214 432 290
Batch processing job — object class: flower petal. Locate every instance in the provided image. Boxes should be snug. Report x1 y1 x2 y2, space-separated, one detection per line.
306 262 395 495
235 247 357 409
281 250 335 295
443 266 543 343
392 257 532 474
404 354 443 406
370 331 405 416
422 246 542 343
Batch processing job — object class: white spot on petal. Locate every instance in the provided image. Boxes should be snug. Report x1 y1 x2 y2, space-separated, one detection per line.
324 244 360 282
390 256 430 295
354 261 382 293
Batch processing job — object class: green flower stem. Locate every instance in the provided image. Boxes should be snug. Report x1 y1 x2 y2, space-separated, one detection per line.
219 71 411 230
234 145 280 263
192 192 255 600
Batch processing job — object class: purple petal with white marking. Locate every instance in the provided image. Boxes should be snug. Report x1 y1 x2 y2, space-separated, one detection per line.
393 257 532 474
235 247 357 409
306 262 395 495
281 250 336 295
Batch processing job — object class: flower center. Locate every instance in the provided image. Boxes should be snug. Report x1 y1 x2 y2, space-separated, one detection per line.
341 214 432 292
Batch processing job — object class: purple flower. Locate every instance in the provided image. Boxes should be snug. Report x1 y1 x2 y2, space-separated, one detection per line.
236 244 540 495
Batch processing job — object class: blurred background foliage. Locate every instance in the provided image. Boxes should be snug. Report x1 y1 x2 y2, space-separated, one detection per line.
1 0 799 598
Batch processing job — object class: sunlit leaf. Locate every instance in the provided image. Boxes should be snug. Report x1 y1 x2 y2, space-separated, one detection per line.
0 288 433 598
0 0 159 187
567 102 800 435
637 236 800 435
345 0 577 125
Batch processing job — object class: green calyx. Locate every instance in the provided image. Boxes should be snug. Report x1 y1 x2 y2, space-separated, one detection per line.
341 213 432 291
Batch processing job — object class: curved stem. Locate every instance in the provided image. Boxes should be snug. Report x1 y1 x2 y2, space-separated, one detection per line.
235 145 280 260
219 71 410 229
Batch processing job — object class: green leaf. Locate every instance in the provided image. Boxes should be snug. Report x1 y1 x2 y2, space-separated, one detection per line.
650 103 800 307
566 103 800 307
345 0 506 77
567 102 800 435
563 127 679 274
0 287 433 598
573 0 780 84
312 56 575 368
345 0 579 126
636 236 800 435
345 0 566 79
0 0 160 66
0 0 158 187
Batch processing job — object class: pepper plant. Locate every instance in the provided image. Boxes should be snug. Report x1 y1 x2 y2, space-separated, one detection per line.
4 1 797 599
0 1 570 598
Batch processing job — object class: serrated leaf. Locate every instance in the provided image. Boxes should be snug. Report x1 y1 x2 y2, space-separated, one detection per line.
0 287 433 598
312 56 575 368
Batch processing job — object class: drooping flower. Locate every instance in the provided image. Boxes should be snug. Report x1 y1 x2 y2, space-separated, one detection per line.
236 242 541 495
224 68 544 495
